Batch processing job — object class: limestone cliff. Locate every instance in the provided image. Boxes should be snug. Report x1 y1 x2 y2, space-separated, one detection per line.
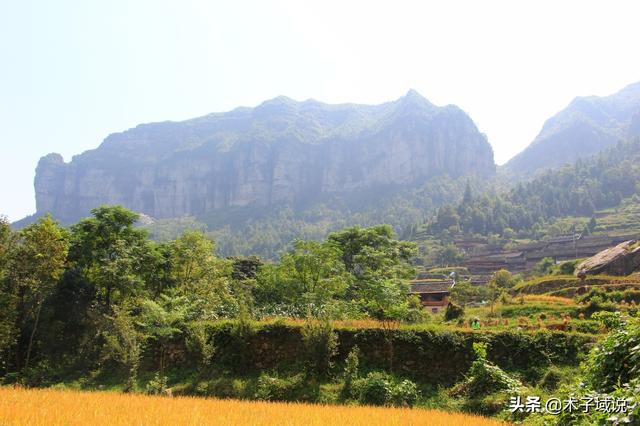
33 90 495 223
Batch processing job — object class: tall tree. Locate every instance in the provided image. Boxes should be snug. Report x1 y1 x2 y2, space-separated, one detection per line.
69 205 150 309
8 215 69 372
168 230 232 319
0 217 16 372
328 225 418 318
278 240 349 311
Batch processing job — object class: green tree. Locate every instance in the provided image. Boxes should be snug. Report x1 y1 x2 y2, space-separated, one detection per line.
450 281 483 306
534 257 555 275
69 205 150 308
328 225 417 318
434 244 464 267
278 240 349 313
139 293 191 379
168 230 233 319
8 215 69 372
301 318 338 379
100 304 144 391
0 216 16 372
491 269 515 289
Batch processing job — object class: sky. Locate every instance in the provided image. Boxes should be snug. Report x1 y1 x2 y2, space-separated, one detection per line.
1 0 639 222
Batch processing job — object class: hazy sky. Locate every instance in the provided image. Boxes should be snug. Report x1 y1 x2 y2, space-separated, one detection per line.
1 0 639 222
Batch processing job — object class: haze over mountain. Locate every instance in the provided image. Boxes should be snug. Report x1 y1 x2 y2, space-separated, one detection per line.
504 81 640 176
30 90 494 226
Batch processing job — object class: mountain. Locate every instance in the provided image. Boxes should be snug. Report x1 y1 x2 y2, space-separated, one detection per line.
504 81 640 177
29 90 494 227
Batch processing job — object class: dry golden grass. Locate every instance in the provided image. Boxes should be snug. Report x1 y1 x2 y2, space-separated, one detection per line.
0 386 508 426
275 317 401 330
521 294 575 305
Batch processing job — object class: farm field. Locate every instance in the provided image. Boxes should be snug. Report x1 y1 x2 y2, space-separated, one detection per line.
0 387 508 426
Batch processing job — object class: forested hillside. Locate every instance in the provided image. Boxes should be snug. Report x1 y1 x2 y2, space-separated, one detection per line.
426 138 640 239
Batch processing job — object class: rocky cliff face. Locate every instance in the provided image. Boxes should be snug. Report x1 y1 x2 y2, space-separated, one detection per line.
33 90 495 223
504 81 640 177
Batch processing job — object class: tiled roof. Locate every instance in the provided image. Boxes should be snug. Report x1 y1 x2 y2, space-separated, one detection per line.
410 280 453 293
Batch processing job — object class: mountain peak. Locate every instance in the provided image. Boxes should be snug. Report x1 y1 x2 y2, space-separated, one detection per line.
405 88 422 98
258 95 297 107
394 88 434 115
505 80 640 176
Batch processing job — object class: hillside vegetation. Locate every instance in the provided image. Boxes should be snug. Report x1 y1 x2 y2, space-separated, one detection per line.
425 138 640 240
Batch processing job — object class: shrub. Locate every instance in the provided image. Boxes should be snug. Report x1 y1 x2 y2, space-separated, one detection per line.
145 373 168 395
341 346 360 400
185 322 215 372
360 372 393 406
390 380 418 407
227 311 257 372
444 301 464 321
534 257 555 275
254 373 305 402
557 259 579 275
204 377 246 398
591 310 624 329
462 343 521 398
578 296 618 318
358 372 419 407
538 366 563 391
585 317 640 393
301 319 338 379
571 320 601 334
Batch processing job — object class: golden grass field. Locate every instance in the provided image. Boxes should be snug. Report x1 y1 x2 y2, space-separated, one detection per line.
520 294 575 305
0 386 508 426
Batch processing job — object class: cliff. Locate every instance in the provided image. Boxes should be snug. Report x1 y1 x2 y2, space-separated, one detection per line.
32 90 495 224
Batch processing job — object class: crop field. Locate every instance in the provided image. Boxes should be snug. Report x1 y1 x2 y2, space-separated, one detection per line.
0 387 508 426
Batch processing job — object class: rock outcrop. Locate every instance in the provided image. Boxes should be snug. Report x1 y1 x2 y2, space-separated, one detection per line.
576 240 640 277
31 90 495 224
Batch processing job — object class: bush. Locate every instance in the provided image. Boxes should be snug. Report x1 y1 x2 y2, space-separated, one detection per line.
203 377 246 398
578 296 618 318
254 373 306 402
145 373 168 395
227 312 257 372
538 366 563 391
591 310 624 329
341 346 360 400
390 379 418 407
585 317 640 393
301 319 338 379
461 343 521 398
571 320 601 334
357 372 419 407
360 372 393 406
444 301 464 321
535 257 555 275
557 259 580 275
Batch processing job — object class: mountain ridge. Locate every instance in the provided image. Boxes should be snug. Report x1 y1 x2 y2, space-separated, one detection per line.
29 90 495 226
504 81 640 176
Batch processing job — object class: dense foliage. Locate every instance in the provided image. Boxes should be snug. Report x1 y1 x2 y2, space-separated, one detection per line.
144 175 475 259
0 207 420 381
427 138 640 238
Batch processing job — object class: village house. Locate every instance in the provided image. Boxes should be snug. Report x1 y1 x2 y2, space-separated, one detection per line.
409 280 454 313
